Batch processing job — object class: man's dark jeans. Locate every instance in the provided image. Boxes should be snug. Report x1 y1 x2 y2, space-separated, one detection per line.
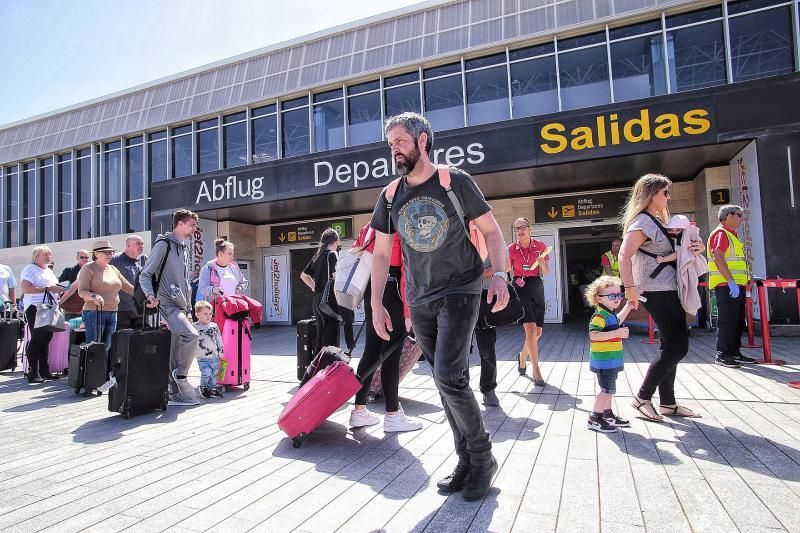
714 286 746 356
411 293 491 464
474 326 497 393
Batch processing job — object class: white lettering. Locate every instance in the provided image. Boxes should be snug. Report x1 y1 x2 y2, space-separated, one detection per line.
335 164 352 184
353 161 370 187
314 161 333 186
372 158 389 179
251 177 264 200
213 180 225 201
445 145 465 167
466 143 485 164
432 148 445 165
196 181 212 203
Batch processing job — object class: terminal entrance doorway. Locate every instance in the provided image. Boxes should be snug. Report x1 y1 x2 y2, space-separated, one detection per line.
289 248 316 324
558 223 620 322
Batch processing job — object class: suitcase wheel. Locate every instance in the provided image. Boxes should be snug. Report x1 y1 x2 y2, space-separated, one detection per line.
366 393 377 404
123 397 133 419
96 391 102 396
292 433 307 448
243 382 250 391
74 388 80 395
161 391 169 411
220 385 228 393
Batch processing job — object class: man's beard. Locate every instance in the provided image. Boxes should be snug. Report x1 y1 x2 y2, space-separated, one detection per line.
395 145 421 176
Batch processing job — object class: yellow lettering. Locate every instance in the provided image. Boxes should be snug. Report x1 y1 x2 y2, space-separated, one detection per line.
654 113 681 139
570 126 595 150
623 109 651 143
596 116 607 147
540 123 567 154
683 109 711 134
609 114 620 145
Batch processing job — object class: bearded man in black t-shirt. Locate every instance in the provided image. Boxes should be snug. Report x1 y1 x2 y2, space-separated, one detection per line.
370 112 509 502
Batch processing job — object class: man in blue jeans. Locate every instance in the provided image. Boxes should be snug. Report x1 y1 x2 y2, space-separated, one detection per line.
370 112 509 502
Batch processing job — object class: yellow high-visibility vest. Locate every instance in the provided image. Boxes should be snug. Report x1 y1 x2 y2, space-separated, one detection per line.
707 227 749 287
604 251 619 276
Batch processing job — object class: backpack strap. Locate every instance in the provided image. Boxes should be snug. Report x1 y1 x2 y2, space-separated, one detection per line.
638 212 676 279
437 165 468 234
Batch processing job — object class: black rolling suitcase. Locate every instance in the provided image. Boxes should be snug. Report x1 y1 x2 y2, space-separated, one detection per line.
68 309 108 397
0 302 21 372
296 318 317 380
108 308 170 418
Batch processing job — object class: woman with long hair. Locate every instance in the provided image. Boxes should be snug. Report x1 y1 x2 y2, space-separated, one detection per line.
198 237 249 327
300 228 341 349
508 217 549 386
619 174 704 421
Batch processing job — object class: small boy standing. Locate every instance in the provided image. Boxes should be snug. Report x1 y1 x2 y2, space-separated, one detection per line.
585 275 634 433
194 300 224 398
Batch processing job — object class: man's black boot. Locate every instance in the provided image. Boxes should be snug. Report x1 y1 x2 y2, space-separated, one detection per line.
436 457 471 493
462 455 498 501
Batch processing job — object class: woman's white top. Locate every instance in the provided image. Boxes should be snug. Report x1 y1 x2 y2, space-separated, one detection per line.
20 264 59 310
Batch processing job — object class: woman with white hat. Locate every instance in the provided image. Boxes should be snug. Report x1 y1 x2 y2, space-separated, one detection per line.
77 239 135 366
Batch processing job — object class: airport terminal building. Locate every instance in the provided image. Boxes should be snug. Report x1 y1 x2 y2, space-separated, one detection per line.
1 0 799 325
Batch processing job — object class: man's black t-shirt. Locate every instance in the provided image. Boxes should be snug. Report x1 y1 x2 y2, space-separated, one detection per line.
58 264 81 284
370 167 491 306
303 249 337 295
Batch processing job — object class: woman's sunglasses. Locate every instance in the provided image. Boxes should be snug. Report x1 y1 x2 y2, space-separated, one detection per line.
599 292 624 301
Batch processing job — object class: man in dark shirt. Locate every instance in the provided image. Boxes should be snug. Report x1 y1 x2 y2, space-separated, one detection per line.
59 249 90 284
110 235 147 329
370 112 509 502
58 249 90 319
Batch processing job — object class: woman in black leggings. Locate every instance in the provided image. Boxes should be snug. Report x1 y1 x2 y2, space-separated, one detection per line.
619 174 705 421
348 225 421 433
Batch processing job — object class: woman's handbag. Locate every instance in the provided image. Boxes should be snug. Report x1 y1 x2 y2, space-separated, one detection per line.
319 252 343 322
334 229 373 310
477 281 525 328
34 289 67 332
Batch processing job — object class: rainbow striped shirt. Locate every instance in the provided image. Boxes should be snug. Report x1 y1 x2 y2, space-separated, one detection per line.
588 307 624 371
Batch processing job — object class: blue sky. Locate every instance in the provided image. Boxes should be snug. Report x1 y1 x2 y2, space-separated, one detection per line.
0 0 425 126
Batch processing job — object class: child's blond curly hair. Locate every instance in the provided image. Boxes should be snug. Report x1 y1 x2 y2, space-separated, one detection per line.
585 275 623 307
194 300 213 313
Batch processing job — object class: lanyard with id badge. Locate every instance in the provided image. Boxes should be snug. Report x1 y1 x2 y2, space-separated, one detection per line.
515 245 553 288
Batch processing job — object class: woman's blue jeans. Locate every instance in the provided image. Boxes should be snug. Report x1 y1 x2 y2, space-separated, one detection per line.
82 309 117 372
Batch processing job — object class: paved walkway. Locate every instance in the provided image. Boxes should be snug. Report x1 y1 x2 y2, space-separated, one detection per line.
2 324 800 532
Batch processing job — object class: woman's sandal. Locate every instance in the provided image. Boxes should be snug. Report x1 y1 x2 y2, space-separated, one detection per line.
631 396 663 422
659 404 702 418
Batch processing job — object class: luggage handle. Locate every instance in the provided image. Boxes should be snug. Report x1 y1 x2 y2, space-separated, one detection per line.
93 303 104 343
357 332 408 386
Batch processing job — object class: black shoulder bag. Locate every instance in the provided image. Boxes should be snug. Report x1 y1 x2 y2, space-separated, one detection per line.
319 251 343 322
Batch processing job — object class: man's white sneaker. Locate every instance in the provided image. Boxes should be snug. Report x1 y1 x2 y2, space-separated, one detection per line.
349 407 380 428
384 409 423 433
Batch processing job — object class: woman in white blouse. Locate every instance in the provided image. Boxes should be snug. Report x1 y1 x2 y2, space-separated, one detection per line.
20 246 65 383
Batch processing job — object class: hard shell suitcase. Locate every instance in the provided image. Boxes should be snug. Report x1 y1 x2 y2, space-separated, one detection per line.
278 334 405 448
367 335 422 403
22 322 71 375
68 310 108 397
0 306 21 372
296 318 317 380
108 315 171 418
219 318 252 391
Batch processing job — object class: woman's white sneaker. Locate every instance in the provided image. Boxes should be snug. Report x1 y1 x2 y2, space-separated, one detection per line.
384 408 423 433
349 407 380 428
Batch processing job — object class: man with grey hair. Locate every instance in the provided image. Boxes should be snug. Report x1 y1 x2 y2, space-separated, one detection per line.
370 112 509 502
707 204 756 368
111 235 147 329
58 249 91 320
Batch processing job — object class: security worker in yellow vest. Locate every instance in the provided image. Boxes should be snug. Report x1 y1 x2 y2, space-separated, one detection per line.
601 238 621 276
707 205 756 368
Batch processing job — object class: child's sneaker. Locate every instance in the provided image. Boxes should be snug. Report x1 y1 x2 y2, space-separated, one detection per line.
349 407 380 428
603 410 630 427
199 386 212 399
587 414 618 433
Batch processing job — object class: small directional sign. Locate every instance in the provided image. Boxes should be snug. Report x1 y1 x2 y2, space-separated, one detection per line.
534 191 627 224
270 218 353 245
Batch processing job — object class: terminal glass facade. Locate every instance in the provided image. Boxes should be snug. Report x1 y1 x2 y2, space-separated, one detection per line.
0 0 798 247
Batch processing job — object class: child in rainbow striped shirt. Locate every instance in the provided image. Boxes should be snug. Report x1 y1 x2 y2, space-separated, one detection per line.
585 276 634 433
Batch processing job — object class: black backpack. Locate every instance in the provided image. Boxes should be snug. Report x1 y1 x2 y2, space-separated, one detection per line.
133 238 171 314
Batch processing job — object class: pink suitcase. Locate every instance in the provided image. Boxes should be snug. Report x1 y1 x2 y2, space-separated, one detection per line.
278 334 407 448
278 360 363 448
368 336 422 402
219 318 251 391
22 322 71 375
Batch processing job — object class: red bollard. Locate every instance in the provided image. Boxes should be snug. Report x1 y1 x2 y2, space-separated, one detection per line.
642 313 658 345
744 285 761 348
755 280 785 365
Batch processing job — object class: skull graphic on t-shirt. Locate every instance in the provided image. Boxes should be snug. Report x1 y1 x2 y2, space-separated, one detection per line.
397 196 449 253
